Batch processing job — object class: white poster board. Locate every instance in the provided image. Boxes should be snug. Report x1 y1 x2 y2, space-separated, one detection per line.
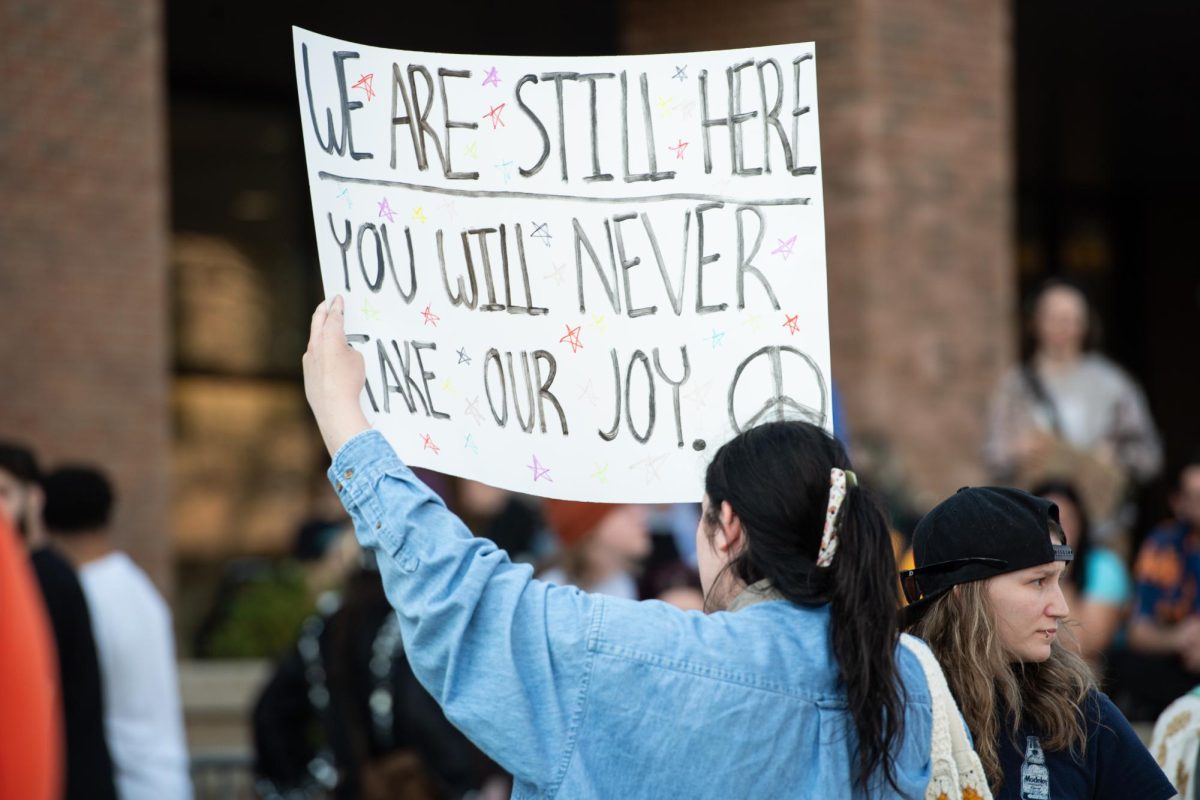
293 27 830 502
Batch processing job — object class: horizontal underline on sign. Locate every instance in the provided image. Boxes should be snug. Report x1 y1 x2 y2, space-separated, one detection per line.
317 171 812 207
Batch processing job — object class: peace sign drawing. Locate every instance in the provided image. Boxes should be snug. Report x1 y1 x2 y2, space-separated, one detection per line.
727 345 829 434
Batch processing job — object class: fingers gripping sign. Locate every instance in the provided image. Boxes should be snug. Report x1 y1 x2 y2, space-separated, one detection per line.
304 295 371 455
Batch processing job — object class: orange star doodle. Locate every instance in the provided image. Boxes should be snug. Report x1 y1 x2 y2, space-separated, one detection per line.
559 324 583 353
421 304 440 327
352 73 375 101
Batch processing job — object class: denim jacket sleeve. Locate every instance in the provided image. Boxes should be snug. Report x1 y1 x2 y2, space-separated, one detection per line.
328 430 598 790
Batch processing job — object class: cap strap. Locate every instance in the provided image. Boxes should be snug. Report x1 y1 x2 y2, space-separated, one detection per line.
817 468 856 568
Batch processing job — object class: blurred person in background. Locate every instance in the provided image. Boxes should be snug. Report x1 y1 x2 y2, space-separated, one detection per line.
537 500 650 599
985 278 1162 548
1032 480 1130 663
0 452 62 800
45 465 193 800
456 479 545 564
1117 453 1200 720
1 443 117 800
253 562 508 800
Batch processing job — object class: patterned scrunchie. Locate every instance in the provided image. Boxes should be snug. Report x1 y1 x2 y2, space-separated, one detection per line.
816 467 858 568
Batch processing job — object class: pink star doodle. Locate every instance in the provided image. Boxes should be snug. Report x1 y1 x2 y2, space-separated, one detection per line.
782 313 800 336
482 67 501 87
559 324 583 353
377 197 397 223
352 73 376 101
669 139 688 159
420 304 440 327
421 433 440 454
483 103 507 129
771 235 797 260
528 455 552 482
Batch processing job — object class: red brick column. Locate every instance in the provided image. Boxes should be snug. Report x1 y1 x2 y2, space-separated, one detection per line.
0 0 172 589
622 0 1013 507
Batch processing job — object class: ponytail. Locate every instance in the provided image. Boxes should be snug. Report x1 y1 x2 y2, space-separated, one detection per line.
703 421 906 795
827 486 904 794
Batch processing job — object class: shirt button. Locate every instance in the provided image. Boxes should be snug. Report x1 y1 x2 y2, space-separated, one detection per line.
375 522 382 530
343 469 354 479
335 482 343 492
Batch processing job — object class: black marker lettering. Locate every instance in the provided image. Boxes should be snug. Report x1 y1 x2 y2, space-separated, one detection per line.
484 348 508 427
384 225 418 303
540 72 579 182
302 46 372 160
437 68 479 180
377 339 415 414
625 350 656 443
506 351 536 433
532 350 568 435
599 348 621 441
438 229 479 309
412 341 449 419
577 73 615 183
736 205 779 309
573 217 622 314
612 212 656 318
357 223 385 291
653 346 691 447
328 213 353 291
516 75 550 178
346 334 379 412
695 202 728 313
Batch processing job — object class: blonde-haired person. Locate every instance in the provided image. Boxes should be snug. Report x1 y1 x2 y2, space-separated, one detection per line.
901 487 1174 799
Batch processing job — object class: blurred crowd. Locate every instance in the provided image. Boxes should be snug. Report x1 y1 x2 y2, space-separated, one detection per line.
3 277 1200 799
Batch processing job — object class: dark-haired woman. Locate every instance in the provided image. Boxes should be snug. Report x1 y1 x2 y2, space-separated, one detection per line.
302 296 947 798
985 279 1161 544
1031 481 1130 661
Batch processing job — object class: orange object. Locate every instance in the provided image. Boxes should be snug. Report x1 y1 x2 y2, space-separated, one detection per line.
0 518 62 800
542 500 618 548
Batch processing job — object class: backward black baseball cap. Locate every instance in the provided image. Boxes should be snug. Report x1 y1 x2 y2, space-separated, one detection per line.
900 486 1071 608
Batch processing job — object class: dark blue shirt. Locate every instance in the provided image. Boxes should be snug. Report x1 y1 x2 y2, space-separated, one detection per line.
996 690 1174 799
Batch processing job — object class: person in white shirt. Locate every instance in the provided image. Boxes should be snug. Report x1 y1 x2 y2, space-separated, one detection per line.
44 465 192 800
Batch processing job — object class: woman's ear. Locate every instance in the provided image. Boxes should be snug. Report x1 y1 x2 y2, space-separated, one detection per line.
716 501 744 557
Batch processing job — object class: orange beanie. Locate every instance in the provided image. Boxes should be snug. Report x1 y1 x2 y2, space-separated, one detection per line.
542 500 618 548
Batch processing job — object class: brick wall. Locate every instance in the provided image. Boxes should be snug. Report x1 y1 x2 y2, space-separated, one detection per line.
0 1 171 588
622 0 1014 509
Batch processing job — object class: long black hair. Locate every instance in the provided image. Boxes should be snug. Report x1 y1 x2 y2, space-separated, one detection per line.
703 420 903 794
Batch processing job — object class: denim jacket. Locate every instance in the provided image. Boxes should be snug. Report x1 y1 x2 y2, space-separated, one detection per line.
329 431 935 798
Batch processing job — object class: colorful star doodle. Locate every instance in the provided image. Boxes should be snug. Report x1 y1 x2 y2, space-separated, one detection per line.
771 235 797 260
483 103 507 129
530 222 552 248
528 455 552 482
669 140 689 160
420 304 440 327
482 67 501 87
559 324 583 353
377 197 397 223
352 73 375 101
782 313 801 335
464 396 484 425
421 433 440 454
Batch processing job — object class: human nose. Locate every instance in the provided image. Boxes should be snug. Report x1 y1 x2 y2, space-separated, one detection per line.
1047 582 1070 620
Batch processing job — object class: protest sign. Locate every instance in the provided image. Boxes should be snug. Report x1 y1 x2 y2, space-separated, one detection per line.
293 27 830 502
